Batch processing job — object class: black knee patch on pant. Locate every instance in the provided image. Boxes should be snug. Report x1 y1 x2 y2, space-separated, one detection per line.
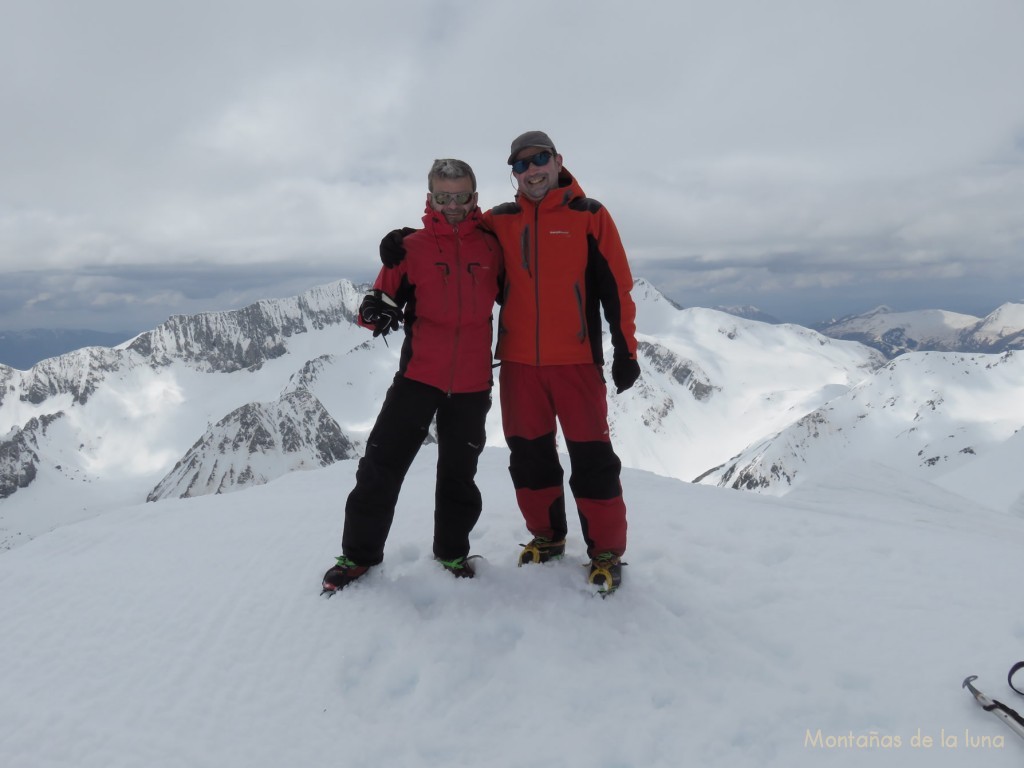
566 439 623 500
506 432 564 490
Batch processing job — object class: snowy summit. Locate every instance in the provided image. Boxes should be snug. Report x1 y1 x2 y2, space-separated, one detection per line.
1 278 1023 767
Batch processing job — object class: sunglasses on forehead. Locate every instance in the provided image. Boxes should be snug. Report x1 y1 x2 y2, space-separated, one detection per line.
431 191 475 206
511 151 553 175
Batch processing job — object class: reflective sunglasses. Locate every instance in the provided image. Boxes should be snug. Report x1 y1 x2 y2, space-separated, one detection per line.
431 191 475 206
511 151 553 175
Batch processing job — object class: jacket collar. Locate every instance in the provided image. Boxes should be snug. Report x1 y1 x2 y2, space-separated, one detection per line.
422 203 483 235
516 167 585 211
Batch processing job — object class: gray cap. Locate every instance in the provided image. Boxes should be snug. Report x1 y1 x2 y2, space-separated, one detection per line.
507 130 557 165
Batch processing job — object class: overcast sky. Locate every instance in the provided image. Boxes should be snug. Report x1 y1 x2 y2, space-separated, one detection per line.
2 0 1023 334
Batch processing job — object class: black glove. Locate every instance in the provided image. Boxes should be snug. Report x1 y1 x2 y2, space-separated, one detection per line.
611 358 641 394
359 292 404 338
379 227 415 268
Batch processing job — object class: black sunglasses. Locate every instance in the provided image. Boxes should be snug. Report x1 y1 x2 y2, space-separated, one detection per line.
511 151 553 175
431 191 474 206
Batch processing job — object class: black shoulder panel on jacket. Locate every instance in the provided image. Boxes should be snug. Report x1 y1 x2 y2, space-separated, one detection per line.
568 197 604 214
490 202 522 216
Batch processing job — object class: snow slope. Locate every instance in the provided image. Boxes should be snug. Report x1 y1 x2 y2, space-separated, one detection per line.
698 351 1024 504
2 450 1023 768
973 303 1024 346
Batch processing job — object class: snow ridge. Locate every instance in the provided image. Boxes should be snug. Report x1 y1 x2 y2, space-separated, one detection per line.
147 389 357 501
124 280 367 372
700 350 1024 495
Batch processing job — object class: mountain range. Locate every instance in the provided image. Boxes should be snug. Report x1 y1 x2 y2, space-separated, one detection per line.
5 300 1023 369
813 303 1024 357
2 279 1023 549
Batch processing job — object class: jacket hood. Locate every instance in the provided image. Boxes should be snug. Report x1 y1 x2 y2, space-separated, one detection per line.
421 203 484 234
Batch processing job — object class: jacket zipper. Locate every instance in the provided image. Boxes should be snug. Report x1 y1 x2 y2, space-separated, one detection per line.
532 205 541 365
574 282 586 342
448 225 463 395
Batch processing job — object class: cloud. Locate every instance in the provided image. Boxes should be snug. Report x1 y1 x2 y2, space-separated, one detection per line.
2 0 1023 330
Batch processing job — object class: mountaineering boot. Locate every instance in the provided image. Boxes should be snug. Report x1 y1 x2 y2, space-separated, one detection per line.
435 555 478 579
587 552 623 593
518 536 566 566
321 555 370 595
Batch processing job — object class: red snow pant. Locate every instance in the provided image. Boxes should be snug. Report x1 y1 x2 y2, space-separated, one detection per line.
499 362 627 558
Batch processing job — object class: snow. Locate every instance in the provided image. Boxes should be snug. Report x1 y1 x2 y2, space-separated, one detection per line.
824 306 982 341
699 350 1024 499
2 448 1024 767
974 303 1024 344
3 281 1024 765
606 299 881 482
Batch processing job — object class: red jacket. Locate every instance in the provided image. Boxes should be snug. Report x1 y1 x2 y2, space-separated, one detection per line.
482 168 637 367
366 205 501 393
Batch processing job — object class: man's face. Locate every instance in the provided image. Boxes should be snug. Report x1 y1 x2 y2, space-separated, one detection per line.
428 177 477 225
512 147 562 202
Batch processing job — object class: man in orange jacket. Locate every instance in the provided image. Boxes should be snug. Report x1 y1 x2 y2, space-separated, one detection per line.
486 131 639 593
322 158 502 594
380 133 640 593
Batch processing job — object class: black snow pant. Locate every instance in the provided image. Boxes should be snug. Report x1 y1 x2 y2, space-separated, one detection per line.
341 374 491 566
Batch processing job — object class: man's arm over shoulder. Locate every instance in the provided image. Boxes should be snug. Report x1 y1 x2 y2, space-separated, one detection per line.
479 203 520 235
379 226 417 268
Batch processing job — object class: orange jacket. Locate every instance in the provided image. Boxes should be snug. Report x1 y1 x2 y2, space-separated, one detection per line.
482 168 637 367
369 206 501 393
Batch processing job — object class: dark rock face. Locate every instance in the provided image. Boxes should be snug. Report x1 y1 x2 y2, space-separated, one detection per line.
0 413 64 499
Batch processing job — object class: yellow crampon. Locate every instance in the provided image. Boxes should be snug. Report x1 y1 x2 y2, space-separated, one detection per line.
517 537 566 566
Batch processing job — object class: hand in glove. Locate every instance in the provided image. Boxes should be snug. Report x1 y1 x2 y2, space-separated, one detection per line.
379 227 415 268
611 357 641 394
359 291 404 338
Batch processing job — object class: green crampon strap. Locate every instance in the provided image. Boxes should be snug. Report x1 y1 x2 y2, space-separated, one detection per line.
436 557 470 570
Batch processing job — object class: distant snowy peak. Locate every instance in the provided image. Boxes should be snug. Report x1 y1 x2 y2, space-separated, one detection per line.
1 346 123 408
630 277 682 309
126 280 368 372
816 304 1024 358
818 306 979 340
698 350 1024 494
855 304 895 319
971 302 1024 345
147 389 357 501
712 305 781 324
0 280 369 411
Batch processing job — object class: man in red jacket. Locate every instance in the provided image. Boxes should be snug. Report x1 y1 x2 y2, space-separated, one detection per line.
322 158 502 594
486 131 640 593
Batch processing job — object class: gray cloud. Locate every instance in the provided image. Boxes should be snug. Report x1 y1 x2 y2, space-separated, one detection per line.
2 0 1023 332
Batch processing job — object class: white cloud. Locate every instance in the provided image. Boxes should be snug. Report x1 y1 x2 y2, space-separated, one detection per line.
2 0 1023 330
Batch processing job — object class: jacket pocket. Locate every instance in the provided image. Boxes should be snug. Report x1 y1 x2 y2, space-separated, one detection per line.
574 282 586 342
